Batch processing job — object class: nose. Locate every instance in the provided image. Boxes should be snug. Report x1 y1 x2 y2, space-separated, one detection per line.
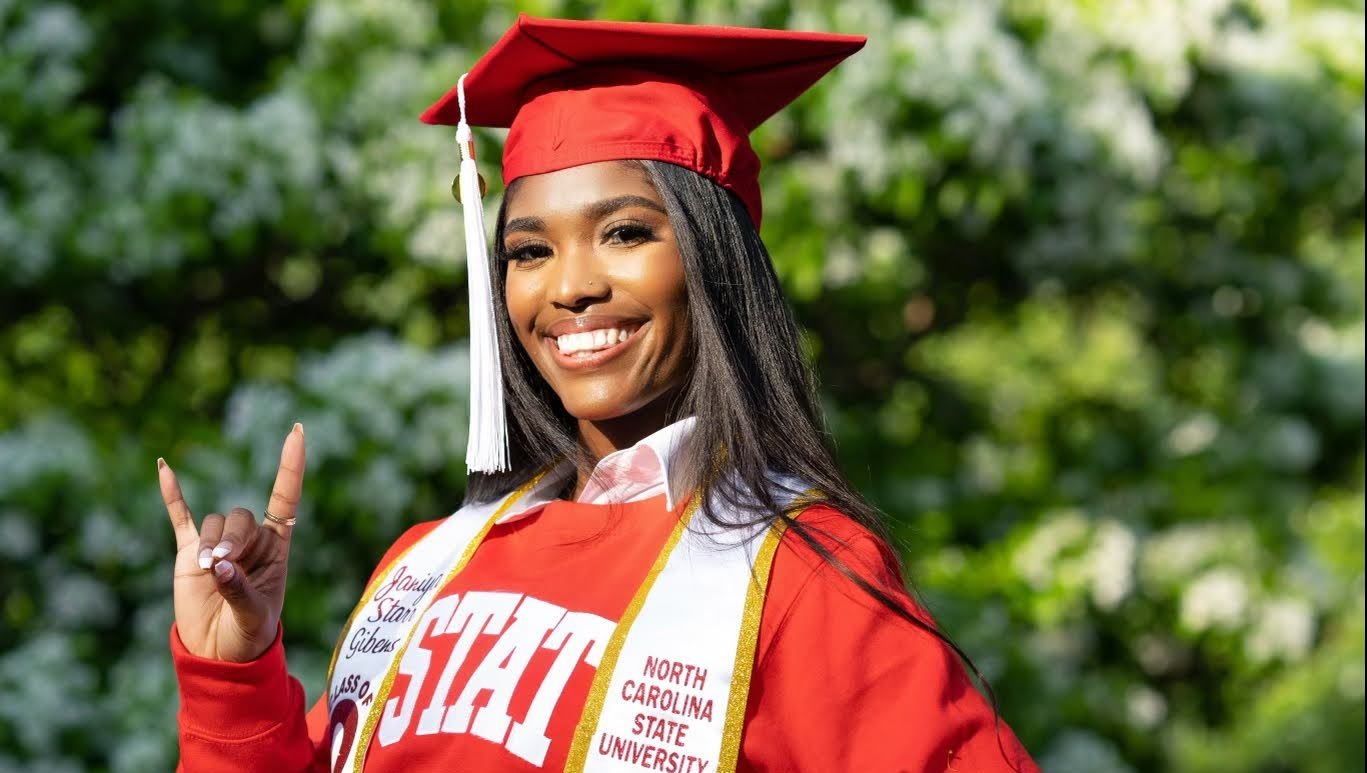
548 241 610 310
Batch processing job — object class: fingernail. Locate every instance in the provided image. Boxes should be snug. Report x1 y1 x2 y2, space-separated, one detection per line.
213 560 235 581
293 422 304 437
157 457 166 471
198 548 213 570
211 541 232 560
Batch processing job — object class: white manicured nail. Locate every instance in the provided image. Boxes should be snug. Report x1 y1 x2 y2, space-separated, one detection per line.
213 560 234 581
211 541 232 560
198 548 213 570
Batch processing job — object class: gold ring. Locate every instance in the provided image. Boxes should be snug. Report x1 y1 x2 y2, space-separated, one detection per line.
263 509 297 528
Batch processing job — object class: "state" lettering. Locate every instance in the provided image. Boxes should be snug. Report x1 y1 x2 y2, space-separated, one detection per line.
374 590 613 765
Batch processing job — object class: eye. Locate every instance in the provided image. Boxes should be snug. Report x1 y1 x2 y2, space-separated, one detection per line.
604 222 656 246
503 242 553 266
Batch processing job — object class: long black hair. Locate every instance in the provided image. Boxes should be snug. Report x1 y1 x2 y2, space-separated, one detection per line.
465 159 1011 761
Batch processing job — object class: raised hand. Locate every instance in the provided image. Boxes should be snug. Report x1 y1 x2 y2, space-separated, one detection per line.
160 424 307 662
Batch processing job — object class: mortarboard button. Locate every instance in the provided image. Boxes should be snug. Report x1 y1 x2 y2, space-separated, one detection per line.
452 172 487 204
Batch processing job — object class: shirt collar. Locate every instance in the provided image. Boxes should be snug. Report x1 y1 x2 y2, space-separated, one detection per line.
494 416 698 524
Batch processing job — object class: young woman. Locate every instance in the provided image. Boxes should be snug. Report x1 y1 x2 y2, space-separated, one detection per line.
160 16 1039 773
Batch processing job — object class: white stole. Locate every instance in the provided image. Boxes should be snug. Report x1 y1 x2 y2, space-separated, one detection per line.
564 477 808 773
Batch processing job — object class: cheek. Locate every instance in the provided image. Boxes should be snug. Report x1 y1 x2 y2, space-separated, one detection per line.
503 272 540 338
619 244 687 309
662 255 688 306
619 245 691 388
651 249 690 344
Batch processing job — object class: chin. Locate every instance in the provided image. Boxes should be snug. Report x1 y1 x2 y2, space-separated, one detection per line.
556 384 666 424
560 397 641 423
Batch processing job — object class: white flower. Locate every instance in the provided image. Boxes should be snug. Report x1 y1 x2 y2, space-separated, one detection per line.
8 3 91 60
0 512 38 560
408 211 466 269
1125 683 1168 729
48 574 117 629
1180 566 1250 632
1140 521 1257 589
1013 510 1089 590
1166 413 1220 456
1089 520 1137 611
1245 597 1316 663
821 239 861 288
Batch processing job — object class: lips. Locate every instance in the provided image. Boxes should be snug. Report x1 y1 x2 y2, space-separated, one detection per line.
555 325 641 354
541 315 646 370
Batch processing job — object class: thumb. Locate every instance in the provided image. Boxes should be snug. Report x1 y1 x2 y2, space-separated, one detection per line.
212 560 269 631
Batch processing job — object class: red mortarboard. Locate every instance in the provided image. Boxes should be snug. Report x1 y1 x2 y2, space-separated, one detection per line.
420 15 866 227
422 16 865 473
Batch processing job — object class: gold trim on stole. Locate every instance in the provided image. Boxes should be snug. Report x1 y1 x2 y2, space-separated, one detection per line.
338 472 548 772
716 520 786 771
563 493 702 771
326 540 423 688
565 495 799 773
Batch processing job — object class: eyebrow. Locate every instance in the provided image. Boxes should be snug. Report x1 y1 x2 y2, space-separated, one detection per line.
503 195 667 236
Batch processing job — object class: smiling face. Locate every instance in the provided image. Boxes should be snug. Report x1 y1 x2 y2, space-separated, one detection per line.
501 161 691 432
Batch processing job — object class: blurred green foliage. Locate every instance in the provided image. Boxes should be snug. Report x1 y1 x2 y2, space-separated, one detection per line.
0 0 1362 770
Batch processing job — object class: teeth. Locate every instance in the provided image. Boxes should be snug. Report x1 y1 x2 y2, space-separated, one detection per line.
555 327 635 355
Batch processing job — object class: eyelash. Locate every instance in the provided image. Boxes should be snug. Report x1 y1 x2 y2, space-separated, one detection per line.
503 242 552 264
604 223 655 246
502 223 657 265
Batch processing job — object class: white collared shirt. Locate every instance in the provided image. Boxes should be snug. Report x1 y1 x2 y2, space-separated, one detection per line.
494 416 697 525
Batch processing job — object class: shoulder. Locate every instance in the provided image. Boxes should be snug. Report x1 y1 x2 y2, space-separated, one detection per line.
772 503 908 605
368 485 528 580
363 518 445 587
750 505 1043 772
761 503 936 658
364 486 526 586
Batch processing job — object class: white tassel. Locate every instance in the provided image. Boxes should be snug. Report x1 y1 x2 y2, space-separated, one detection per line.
455 74 509 473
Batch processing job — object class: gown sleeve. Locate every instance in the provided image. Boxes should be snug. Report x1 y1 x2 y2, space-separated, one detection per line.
740 506 1040 773
172 520 442 772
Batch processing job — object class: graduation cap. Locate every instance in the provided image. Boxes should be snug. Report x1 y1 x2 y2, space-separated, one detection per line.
421 15 866 473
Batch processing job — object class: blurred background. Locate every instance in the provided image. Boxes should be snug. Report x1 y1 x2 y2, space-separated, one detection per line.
0 0 1362 770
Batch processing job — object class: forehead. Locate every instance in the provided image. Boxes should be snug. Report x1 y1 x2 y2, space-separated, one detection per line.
504 161 659 219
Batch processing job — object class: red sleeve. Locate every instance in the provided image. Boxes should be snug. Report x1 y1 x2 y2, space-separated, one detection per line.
740 507 1039 773
173 519 444 772
172 623 321 773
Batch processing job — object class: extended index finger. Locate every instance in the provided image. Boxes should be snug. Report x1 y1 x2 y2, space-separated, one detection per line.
264 423 306 539
158 459 199 550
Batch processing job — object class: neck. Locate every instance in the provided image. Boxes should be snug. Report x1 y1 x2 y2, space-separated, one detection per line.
572 397 675 499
